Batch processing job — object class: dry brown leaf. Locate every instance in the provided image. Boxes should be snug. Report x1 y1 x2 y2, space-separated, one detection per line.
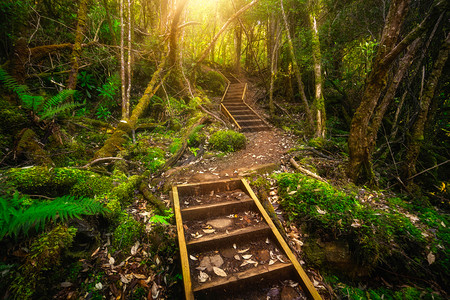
213 267 227 277
198 271 209 283
202 229 216 234
242 254 252 260
427 252 435 265
234 255 240 260
189 255 198 261
238 248 250 253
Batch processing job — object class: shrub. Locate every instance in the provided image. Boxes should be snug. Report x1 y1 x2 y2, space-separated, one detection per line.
209 130 246 152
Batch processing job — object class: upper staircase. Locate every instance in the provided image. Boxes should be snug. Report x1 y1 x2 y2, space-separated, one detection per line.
221 83 270 132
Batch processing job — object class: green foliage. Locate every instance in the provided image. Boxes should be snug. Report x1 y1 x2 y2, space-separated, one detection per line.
196 70 226 95
326 275 442 300
0 193 105 239
188 124 205 147
11 225 77 299
95 104 112 120
275 173 426 269
150 209 174 225
141 147 165 172
0 67 80 120
209 130 246 152
112 214 143 253
70 174 113 198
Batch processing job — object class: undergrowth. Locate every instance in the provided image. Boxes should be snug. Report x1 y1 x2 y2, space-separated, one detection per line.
209 129 246 152
275 172 448 284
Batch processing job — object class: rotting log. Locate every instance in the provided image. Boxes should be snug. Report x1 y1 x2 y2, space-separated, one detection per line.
139 181 168 215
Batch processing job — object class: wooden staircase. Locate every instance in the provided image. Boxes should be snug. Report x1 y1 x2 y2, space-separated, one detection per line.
173 179 322 300
221 83 270 132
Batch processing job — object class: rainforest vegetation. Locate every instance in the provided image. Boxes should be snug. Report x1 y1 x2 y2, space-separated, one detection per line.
0 0 448 299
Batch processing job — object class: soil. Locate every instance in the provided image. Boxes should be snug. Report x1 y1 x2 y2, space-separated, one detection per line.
181 189 252 208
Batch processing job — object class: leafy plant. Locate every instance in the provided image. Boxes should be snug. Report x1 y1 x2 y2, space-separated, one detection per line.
209 130 246 152
0 67 80 120
0 193 107 239
95 104 111 120
150 209 174 225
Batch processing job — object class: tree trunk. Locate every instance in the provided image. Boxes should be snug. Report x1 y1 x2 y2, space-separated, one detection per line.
404 33 449 184
168 0 189 68
66 0 88 90
268 16 281 116
234 24 242 73
348 0 443 184
120 0 128 119
126 0 132 118
280 0 314 131
308 2 326 138
102 0 117 45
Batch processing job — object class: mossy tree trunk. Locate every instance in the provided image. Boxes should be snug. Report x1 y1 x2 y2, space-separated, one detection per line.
403 33 449 185
66 0 88 90
347 0 442 184
280 0 314 131
308 0 326 138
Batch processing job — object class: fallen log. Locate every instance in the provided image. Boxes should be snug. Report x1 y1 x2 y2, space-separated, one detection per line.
290 157 327 183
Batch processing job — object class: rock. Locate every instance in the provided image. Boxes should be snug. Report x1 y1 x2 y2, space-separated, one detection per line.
207 218 233 229
281 286 299 300
221 247 236 259
267 287 281 300
258 249 270 262
199 254 224 272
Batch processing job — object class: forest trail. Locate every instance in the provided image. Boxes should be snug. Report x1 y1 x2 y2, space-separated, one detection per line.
170 81 322 299
168 80 296 185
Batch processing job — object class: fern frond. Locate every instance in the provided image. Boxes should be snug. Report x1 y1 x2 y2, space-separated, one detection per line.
0 195 106 239
39 101 81 120
41 90 76 112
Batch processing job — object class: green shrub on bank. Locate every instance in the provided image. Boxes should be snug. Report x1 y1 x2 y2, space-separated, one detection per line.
112 214 143 253
209 130 246 152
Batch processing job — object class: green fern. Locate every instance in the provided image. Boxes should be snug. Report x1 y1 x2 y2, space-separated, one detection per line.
0 67 79 120
0 194 107 239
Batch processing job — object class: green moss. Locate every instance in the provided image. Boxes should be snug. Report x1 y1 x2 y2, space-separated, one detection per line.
209 130 246 152
111 175 142 205
275 173 427 270
112 214 143 253
6 167 112 198
11 225 77 299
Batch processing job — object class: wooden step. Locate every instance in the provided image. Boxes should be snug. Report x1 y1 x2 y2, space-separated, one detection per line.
192 261 295 294
234 115 258 120
181 198 255 221
241 125 271 132
187 223 271 253
237 120 266 127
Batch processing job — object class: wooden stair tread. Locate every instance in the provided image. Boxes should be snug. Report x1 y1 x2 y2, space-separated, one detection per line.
192 261 294 293
187 223 271 252
181 198 255 220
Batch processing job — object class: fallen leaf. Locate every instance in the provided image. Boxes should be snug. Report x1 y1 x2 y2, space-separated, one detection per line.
351 219 361 228
277 255 286 263
266 238 270 244
242 254 252 260
233 243 237 249
316 206 327 215
240 261 249 267
131 241 140 256
213 267 227 277
91 247 100 257
151 282 159 299
60 282 73 288
133 273 146 279
427 252 435 265
95 282 103 290
120 274 130 284
202 229 216 234
189 255 198 261
198 271 209 283
269 259 275 265
196 266 207 271
109 256 115 265
238 248 250 253
234 255 240 260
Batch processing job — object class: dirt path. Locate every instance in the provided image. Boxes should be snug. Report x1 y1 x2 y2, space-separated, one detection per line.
165 79 297 184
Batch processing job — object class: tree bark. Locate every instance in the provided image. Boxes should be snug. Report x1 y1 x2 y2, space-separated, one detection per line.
102 0 117 45
168 0 189 68
268 16 281 116
347 0 411 184
126 0 132 118
66 0 88 90
347 0 444 184
120 0 127 119
308 1 326 138
280 0 314 130
403 33 449 184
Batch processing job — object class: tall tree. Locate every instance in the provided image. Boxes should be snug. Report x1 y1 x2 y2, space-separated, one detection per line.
66 0 88 90
347 0 443 184
280 0 314 130
404 33 449 185
308 0 326 138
